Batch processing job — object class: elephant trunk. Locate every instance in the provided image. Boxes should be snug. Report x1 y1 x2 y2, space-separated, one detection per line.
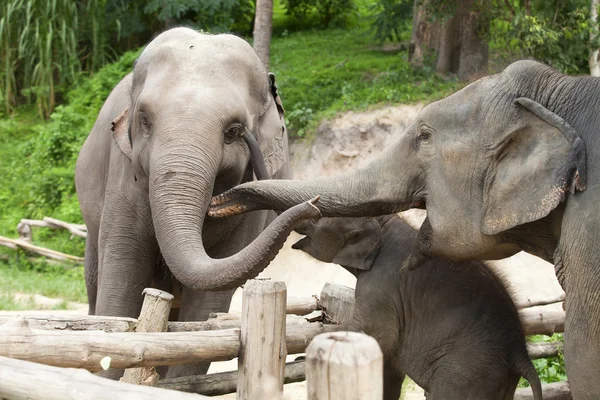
210 142 419 218
149 129 320 292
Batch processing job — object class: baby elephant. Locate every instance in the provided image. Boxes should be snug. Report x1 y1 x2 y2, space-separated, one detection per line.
293 215 542 400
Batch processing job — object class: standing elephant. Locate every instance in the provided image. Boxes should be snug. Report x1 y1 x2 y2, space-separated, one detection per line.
293 214 542 400
75 27 320 378
210 60 597 398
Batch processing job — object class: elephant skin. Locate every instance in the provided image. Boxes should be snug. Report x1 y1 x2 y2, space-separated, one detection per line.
210 60 599 399
74 27 325 379
293 215 542 400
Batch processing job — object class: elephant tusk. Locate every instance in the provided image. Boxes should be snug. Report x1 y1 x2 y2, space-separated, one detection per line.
242 129 270 181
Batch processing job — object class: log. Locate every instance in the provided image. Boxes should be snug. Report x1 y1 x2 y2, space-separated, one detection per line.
158 361 306 396
520 303 565 336
0 316 338 371
0 235 84 264
0 318 239 372
0 314 137 332
237 280 287 399
121 289 173 386
287 295 318 315
43 217 88 238
319 282 355 325
514 381 571 400
306 331 383 400
0 312 315 333
527 341 563 360
0 356 208 400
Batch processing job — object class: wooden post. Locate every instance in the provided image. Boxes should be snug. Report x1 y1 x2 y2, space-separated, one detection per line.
120 288 173 386
319 282 355 325
306 331 383 400
237 279 287 400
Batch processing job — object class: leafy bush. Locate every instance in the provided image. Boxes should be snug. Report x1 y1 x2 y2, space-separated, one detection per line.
282 0 358 28
519 334 567 388
370 0 413 43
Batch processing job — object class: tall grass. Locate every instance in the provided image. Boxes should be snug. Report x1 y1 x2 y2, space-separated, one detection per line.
0 0 116 118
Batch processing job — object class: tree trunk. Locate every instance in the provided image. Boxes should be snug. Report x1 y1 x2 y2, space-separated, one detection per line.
457 0 489 81
409 0 431 66
253 0 273 70
436 15 460 74
590 0 600 76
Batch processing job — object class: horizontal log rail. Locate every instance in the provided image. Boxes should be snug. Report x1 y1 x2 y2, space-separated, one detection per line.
527 341 563 360
0 302 565 337
514 381 571 400
0 356 208 399
158 360 305 396
0 235 84 264
0 317 342 372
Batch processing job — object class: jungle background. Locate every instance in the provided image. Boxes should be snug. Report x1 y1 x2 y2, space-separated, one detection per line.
1 0 594 390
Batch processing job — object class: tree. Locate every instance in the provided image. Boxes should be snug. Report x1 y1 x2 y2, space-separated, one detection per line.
409 0 489 81
253 0 273 69
591 0 600 76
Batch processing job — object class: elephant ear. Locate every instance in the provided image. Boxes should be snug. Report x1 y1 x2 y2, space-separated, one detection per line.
110 108 132 160
481 98 587 235
257 72 287 178
331 219 383 272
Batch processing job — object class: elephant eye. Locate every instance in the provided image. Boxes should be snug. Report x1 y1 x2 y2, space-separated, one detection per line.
139 113 152 133
417 125 432 143
224 123 244 144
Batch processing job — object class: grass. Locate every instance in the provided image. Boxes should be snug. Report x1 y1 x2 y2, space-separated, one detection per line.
0 256 86 310
270 25 457 136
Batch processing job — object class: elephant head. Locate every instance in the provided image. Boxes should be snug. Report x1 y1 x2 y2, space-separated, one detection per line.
109 27 320 291
210 60 587 266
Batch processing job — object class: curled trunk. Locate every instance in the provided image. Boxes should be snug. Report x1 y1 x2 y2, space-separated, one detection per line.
150 128 321 291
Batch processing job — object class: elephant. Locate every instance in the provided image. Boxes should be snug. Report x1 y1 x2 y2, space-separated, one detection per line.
292 214 542 400
74 27 320 378
209 60 597 398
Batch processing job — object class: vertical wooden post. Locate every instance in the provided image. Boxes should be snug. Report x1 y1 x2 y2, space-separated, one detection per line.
237 279 287 400
306 331 383 400
319 282 355 325
120 288 173 386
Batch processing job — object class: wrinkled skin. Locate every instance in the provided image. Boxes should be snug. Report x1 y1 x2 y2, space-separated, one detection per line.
210 60 599 398
75 28 321 379
293 215 542 400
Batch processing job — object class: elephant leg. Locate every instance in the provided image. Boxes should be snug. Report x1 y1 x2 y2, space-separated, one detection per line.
165 287 236 378
383 366 403 400
84 237 98 315
563 261 600 400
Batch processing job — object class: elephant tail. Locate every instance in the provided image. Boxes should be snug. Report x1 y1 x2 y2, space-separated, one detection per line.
514 355 543 400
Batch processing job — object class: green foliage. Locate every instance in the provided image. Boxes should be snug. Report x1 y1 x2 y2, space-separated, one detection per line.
282 0 358 28
0 49 140 249
143 0 256 34
519 334 567 388
0 0 80 117
271 27 456 136
370 0 413 43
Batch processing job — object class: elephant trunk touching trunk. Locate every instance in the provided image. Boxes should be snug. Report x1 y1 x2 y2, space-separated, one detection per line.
149 137 321 292
210 143 419 218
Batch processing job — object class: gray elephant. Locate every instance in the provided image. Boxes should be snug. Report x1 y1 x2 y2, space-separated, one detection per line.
74 27 320 378
210 60 596 398
293 215 542 400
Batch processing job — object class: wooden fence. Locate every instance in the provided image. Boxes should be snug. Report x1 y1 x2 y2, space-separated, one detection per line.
0 278 569 400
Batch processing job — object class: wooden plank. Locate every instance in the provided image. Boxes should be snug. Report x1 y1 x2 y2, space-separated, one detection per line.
527 341 563 359
237 280 287 399
0 355 208 400
514 381 571 400
306 331 383 400
0 235 84 264
319 283 355 325
158 361 306 396
121 289 173 386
